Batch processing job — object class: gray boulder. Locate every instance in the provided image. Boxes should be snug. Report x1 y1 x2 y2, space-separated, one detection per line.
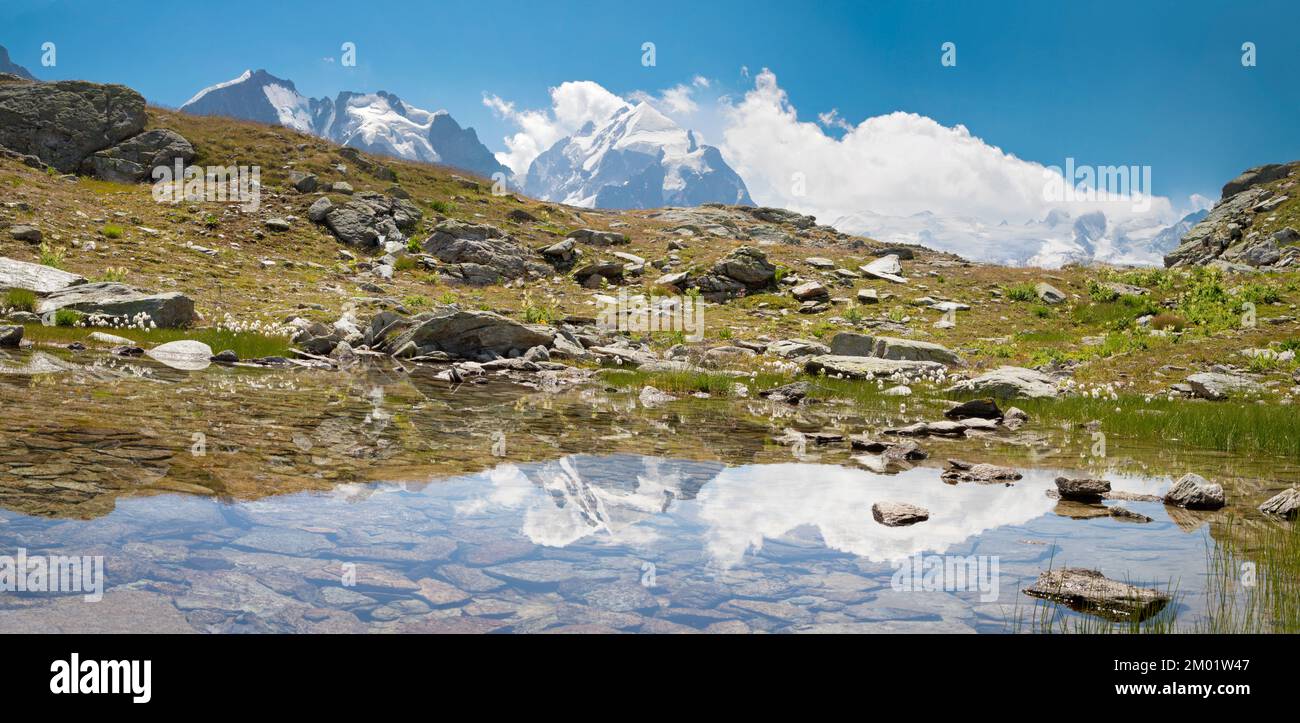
710 245 776 287
1035 282 1066 304
0 78 146 172
0 256 86 294
35 282 196 328
1186 371 1264 400
380 307 554 360
145 340 214 371
944 366 1059 399
80 128 195 183
1164 473 1225 510
0 325 21 347
307 197 334 222
288 171 318 193
9 225 42 243
829 332 961 365
566 228 628 246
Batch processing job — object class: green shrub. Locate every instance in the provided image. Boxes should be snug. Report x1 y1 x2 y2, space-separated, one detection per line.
101 224 124 239
1004 282 1037 302
4 289 36 312
37 242 66 268
54 308 81 327
96 266 128 282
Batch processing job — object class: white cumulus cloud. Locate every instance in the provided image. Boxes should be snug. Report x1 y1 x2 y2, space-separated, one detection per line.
483 81 629 176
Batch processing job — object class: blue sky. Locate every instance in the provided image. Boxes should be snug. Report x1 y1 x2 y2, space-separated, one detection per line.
2 0 1297 205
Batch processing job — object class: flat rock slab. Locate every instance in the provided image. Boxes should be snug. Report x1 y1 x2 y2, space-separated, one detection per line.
945 366 1059 399
0 255 87 294
805 355 945 379
1024 568 1171 621
830 332 961 365
1186 372 1264 400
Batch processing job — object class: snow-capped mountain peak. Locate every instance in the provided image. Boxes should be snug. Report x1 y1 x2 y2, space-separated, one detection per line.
523 100 752 210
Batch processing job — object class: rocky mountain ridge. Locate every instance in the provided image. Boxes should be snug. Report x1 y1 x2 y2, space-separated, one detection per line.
181 69 509 181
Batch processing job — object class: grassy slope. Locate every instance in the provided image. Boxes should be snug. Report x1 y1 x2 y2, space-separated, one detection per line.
0 106 1297 398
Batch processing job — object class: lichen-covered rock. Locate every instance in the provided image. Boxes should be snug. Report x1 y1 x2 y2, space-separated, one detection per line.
944 366 1059 399
421 220 548 284
35 282 196 328
0 78 146 172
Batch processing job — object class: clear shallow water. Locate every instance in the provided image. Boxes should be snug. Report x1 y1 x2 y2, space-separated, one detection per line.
0 454 1215 633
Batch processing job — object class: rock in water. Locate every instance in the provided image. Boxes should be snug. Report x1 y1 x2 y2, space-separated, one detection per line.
1024 568 1170 621
1163 473 1226 510
944 366 1059 399
941 459 1022 484
943 398 1002 420
1258 488 1300 519
1054 476 1111 502
872 501 929 527
145 340 214 371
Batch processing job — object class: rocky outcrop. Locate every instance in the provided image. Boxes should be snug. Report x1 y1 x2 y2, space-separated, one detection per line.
1024 568 1171 621
1164 160 1299 269
829 332 960 365
79 128 194 183
34 282 196 328
944 366 1059 399
321 192 422 247
420 220 549 284
0 77 146 173
0 256 86 294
